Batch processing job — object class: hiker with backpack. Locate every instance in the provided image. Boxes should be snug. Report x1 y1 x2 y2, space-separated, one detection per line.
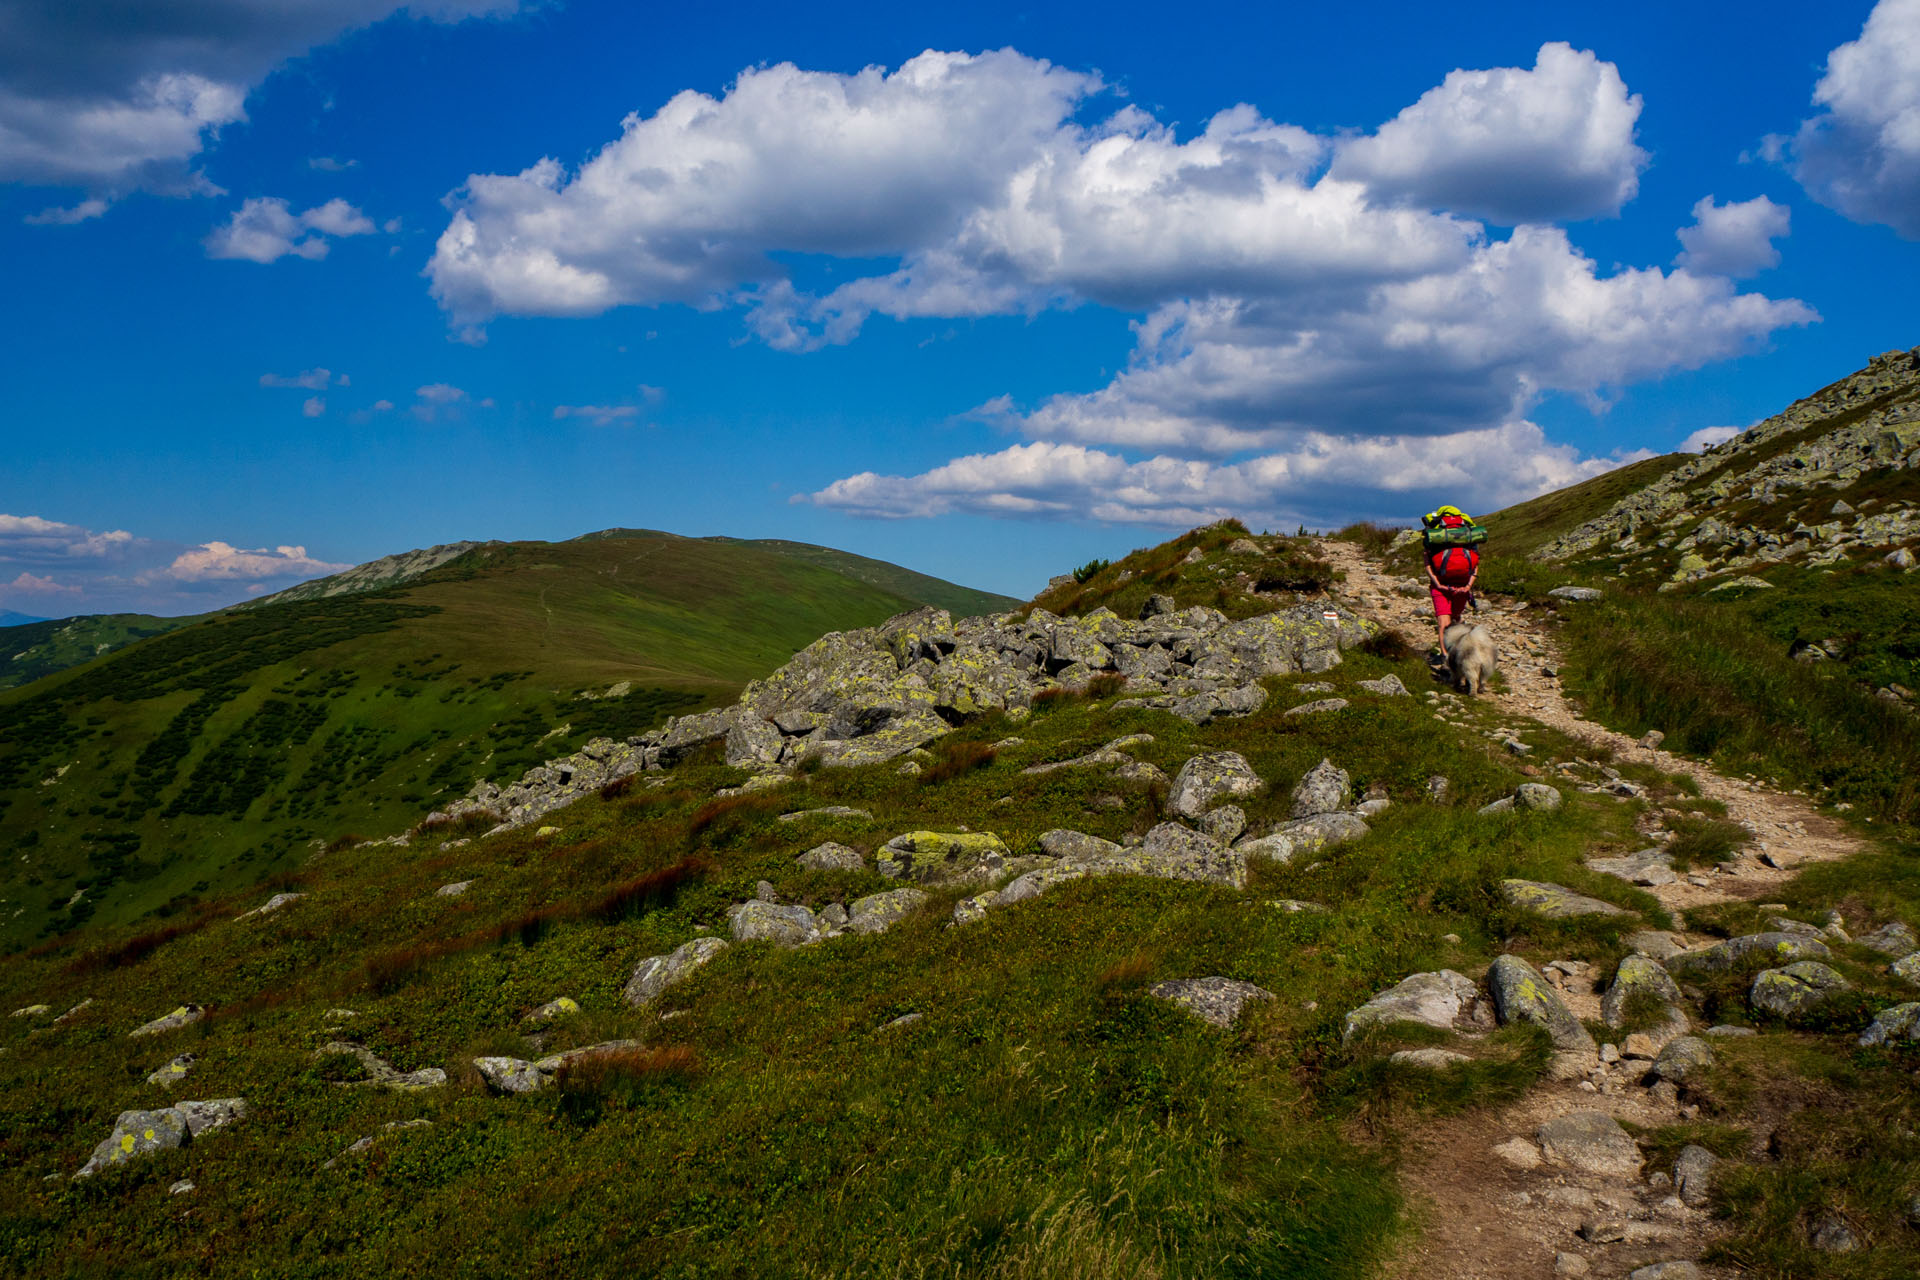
1422 505 1485 661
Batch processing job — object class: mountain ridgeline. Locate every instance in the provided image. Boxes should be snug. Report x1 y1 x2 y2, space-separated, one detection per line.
0 530 1016 951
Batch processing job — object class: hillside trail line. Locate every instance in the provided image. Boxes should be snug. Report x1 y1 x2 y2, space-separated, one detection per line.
1315 538 1874 1280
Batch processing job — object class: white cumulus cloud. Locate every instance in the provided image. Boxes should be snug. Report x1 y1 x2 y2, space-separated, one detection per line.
1786 0 1920 238
1328 42 1648 223
0 513 138 561
23 197 110 225
1680 424 1743 453
148 541 351 584
432 46 1814 528
206 196 376 262
2 570 81 597
302 396 325 417
1675 195 1791 277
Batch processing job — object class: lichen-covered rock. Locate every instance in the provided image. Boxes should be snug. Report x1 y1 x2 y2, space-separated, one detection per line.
1646 1035 1715 1085
1857 920 1919 957
1167 751 1264 818
1148 977 1274 1028
1487 954 1597 1053
1122 823 1246 888
1037 829 1124 864
474 1056 549 1094
1273 811 1370 853
1665 932 1832 975
1587 848 1677 887
313 1042 448 1091
1536 1111 1643 1178
1502 880 1631 919
1356 674 1410 696
11 1003 49 1018
1625 930 1689 961
1602 955 1685 1028
75 1098 247 1177
130 1005 205 1038
1290 758 1351 818
1285 697 1349 717
846 888 928 935
1343 970 1483 1041
777 806 872 824
728 901 822 947
1890 952 1920 987
1859 1002 1920 1047
146 1053 196 1088
795 842 865 872
237 892 304 920
623 936 728 1006
1200 805 1247 844
1749 961 1850 1018
1514 783 1564 811
1547 586 1605 602
525 997 580 1025
876 830 1011 882
1235 831 1299 864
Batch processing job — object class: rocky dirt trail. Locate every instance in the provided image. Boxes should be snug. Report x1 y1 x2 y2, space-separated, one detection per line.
1317 539 1878 1280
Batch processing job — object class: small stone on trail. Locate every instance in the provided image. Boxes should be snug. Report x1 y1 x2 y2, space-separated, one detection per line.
1536 1111 1643 1178
1553 1253 1589 1277
1673 1145 1718 1208
1627 1265 1700 1280
1492 1137 1542 1170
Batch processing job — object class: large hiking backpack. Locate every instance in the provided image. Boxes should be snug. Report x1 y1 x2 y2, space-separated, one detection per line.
1422 508 1486 585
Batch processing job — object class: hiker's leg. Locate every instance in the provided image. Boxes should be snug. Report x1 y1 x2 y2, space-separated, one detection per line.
1431 588 1452 653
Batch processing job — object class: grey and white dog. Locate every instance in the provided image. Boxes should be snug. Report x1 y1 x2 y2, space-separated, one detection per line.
1442 622 1498 695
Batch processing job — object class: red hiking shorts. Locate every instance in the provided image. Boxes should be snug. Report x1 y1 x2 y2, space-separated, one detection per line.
1431 584 1472 619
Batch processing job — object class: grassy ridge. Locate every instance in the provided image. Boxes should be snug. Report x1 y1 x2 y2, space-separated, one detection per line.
0 614 195 692
0 535 993 952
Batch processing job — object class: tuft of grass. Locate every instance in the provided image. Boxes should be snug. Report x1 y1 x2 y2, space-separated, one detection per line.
1333 522 1400 558
1665 813 1751 869
922 740 998 786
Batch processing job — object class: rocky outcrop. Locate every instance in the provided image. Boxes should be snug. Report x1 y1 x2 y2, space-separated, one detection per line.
426 599 1375 834
1749 962 1850 1018
624 937 728 1007
1167 751 1264 818
1343 970 1485 1041
1500 880 1631 920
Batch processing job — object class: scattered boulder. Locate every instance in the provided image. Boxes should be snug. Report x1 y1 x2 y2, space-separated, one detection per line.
795 842 865 872
1271 811 1370 854
1492 1137 1542 1170
1665 933 1831 975
1343 970 1483 1041
1811 1213 1859 1253
1625 930 1690 962
1200 805 1247 844
1646 1035 1715 1086
1890 953 1920 987
524 997 580 1026
1148 977 1274 1028
1602 955 1685 1028
1487 954 1597 1054
1167 752 1264 819
435 881 473 898
75 1098 246 1178
1856 920 1918 957
473 1057 548 1094
1501 880 1630 919
1673 1145 1718 1208
1515 783 1564 811
1628 1265 1700 1280
1289 759 1351 818
1285 697 1348 717
1037 829 1124 863
1536 1111 1643 1178
1356 674 1410 696
130 1005 205 1038
1750 962 1850 1018
11 1004 49 1018
1587 848 1677 887
237 892 304 921
846 888 928 935
146 1053 196 1088
623 937 728 1007
728 901 822 947
1857 1002 1920 1047
312 1042 448 1091
776 806 873 824
876 831 1010 883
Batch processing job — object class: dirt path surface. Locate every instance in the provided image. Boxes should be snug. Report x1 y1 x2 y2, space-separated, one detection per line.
1314 539 1875 1280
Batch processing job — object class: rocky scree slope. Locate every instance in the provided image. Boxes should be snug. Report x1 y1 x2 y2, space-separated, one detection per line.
1527 346 1920 586
432 594 1375 834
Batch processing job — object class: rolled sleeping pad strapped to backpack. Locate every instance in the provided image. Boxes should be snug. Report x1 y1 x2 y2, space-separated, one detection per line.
1422 522 1488 550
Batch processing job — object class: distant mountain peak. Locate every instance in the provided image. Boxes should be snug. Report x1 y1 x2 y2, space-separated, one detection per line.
243 540 495 607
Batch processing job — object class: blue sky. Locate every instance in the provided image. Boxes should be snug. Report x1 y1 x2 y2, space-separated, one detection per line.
2 0 1917 615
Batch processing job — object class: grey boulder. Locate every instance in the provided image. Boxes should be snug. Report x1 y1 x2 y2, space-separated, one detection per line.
1343 969 1482 1042
623 936 728 1006
846 888 927 935
1749 961 1850 1018
1148 977 1274 1028
1290 758 1352 818
728 901 822 947
1536 1111 1643 1178
795 842 865 872
1502 880 1630 920
1665 932 1831 976
1167 751 1264 819
1487 954 1597 1054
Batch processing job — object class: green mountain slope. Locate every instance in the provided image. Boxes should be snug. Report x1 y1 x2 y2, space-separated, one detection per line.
0 614 197 693
575 528 1021 617
0 534 995 951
